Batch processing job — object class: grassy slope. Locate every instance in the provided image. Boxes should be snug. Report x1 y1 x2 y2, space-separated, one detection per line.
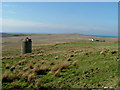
2 40 118 89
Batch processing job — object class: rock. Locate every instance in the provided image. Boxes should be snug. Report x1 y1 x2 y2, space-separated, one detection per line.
55 56 59 59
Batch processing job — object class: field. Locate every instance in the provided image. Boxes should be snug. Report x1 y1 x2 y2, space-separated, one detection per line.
1 33 119 89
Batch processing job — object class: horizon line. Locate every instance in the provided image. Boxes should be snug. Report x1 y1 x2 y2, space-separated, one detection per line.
1 32 118 37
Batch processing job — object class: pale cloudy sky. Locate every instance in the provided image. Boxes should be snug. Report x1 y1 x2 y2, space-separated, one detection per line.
1 2 118 36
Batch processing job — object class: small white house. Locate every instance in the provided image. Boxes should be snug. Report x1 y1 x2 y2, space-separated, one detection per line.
89 38 95 42
89 38 105 42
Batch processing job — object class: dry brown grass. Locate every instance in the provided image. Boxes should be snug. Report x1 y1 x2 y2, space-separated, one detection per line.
23 61 34 71
11 81 21 89
30 59 36 64
43 60 54 65
32 64 40 74
2 71 11 82
10 64 17 71
15 66 22 72
69 54 74 57
23 67 29 71
110 49 118 54
40 60 45 64
100 50 105 55
40 65 50 70
72 60 79 66
33 64 50 75
23 63 33 71
68 50 75 53
2 71 18 82
21 70 32 81
5 64 10 69
51 61 70 73
35 79 42 88
54 68 61 77
17 71 24 78
50 62 55 65
83 52 89 55
2 33 117 58
51 64 61 73
27 73 36 82
18 60 26 65
33 62 41 68
60 61 70 69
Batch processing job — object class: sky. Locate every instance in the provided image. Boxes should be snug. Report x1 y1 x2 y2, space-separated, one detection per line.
1 2 118 36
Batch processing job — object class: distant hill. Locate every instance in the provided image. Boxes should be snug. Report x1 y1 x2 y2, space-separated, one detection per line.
1 33 85 37
0 33 31 37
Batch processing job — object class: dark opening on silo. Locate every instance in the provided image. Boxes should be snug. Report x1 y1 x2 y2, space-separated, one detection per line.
21 37 32 54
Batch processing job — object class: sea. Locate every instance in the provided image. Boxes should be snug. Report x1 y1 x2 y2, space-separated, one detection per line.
87 35 118 38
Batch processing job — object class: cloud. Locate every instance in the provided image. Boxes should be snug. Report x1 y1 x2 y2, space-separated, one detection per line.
2 19 43 27
2 18 86 30
1 18 98 30
1 18 117 36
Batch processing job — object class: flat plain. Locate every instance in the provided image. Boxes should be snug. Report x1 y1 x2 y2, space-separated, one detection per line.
1 33 118 89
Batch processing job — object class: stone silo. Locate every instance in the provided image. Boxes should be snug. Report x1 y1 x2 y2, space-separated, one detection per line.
21 37 32 54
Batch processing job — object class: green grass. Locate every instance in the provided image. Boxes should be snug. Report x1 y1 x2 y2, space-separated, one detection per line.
2 40 118 89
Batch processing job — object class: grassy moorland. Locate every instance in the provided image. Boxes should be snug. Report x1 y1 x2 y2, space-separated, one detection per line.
1 33 119 89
